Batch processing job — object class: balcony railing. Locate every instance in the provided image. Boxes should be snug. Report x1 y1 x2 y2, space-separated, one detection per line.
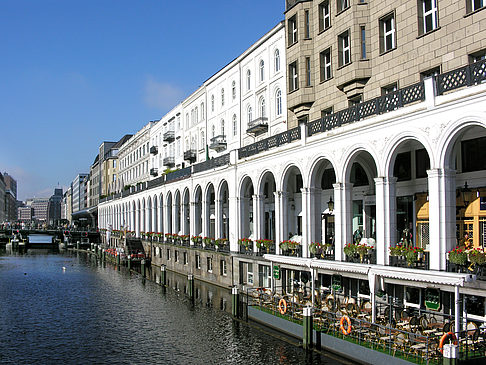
246 117 268 135
183 149 197 163
163 130 175 142
437 58 486 95
209 135 227 151
238 127 301 159
149 146 158 155
308 81 425 137
163 157 175 167
149 168 158 177
192 153 230 174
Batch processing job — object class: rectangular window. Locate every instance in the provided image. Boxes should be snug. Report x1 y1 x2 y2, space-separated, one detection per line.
348 95 362 106
289 61 299 91
207 257 213 273
305 57 312 86
183 252 188 265
320 48 332 82
467 0 485 13
379 13 396 53
337 0 350 13
321 107 333 118
247 263 254 285
288 15 298 44
113 160 117 168
469 50 486 63
420 66 441 80
220 259 227 276
304 10 311 38
258 265 272 287
167 249 171 261
338 31 351 67
393 151 412 181
195 254 201 269
381 82 398 95
174 250 179 262
419 0 438 35
360 26 367 59
319 1 331 32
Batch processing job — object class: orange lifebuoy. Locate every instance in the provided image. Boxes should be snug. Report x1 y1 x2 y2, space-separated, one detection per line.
340 315 352 335
278 298 287 315
439 331 458 352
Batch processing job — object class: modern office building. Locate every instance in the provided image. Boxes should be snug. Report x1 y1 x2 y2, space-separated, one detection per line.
72 174 88 213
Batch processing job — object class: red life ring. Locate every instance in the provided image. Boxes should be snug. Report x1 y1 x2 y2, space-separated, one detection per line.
340 315 352 335
439 331 458 352
278 298 287 315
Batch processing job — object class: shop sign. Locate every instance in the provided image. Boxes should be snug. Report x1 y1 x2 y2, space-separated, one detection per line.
273 265 280 280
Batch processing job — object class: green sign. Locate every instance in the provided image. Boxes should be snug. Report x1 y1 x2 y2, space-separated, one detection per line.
273 265 280 280
332 274 342 293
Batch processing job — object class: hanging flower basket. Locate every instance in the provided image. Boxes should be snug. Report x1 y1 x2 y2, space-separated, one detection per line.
448 247 467 266
469 249 486 266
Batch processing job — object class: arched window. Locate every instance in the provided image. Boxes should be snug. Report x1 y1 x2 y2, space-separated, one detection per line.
232 81 236 100
276 89 282 116
186 114 189 129
247 70 251 90
232 114 237 136
220 119 225 136
247 105 253 124
191 109 194 124
211 95 215 112
275 49 280 72
221 88 225 106
259 60 265 82
201 102 205 120
195 107 198 123
211 125 216 138
259 97 266 118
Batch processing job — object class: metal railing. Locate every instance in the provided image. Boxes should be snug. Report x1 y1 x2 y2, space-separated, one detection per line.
192 153 230 174
238 127 301 159
437 58 486 95
308 82 425 137
166 167 191 182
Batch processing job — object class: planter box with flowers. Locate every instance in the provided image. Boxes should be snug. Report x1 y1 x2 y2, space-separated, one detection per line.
279 240 301 257
191 235 202 247
165 233 174 243
215 238 229 252
389 244 426 267
344 243 359 262
256 239 275 255
202 237 214 250
238 238 253 254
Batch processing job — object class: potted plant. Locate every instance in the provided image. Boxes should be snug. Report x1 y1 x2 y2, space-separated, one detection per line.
202 237 213 246
238 237 252 250
309 242 322 256
448 247 467 266
389 244 403 257
404 246 424 266
469 249 486 266
215 238 228 248
357 244 371 263
344 243 357 258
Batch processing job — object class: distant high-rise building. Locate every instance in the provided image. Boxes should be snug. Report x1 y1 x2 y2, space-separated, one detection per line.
0 174 5 222
47 188 63 226
31 198 49 222
72 174 88 213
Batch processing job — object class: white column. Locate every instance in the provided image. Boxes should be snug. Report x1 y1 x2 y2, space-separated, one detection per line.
252 194 264 240
189 202 197 240
333 183 344 261
428 168 456 270
229 196 238 252
202 199 209 238
301 187 318 258
375 177 386 265
215 199 222 239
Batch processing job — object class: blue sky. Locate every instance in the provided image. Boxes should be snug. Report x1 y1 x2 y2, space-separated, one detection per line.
0 0 284 201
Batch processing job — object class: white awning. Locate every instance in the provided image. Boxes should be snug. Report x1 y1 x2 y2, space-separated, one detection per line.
264 254 476 287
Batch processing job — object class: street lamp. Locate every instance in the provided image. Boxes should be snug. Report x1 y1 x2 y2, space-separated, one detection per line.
327 196 334 212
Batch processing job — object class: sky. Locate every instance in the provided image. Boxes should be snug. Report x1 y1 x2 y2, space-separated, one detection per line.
0 0 284 201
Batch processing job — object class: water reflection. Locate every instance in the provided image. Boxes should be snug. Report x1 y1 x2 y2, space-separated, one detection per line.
0 251 351 365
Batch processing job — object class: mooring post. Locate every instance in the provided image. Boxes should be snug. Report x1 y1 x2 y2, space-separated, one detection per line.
102 249 105 262
232 287 239 318
127 256 131 270
161 265 166 286
141 259 146 278
188 274 194 301
76 241 80 251
116 253 120 266
443 344 458 365
303 306 313 350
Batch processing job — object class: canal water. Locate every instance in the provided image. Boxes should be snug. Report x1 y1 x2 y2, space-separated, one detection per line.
0 248 351 365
